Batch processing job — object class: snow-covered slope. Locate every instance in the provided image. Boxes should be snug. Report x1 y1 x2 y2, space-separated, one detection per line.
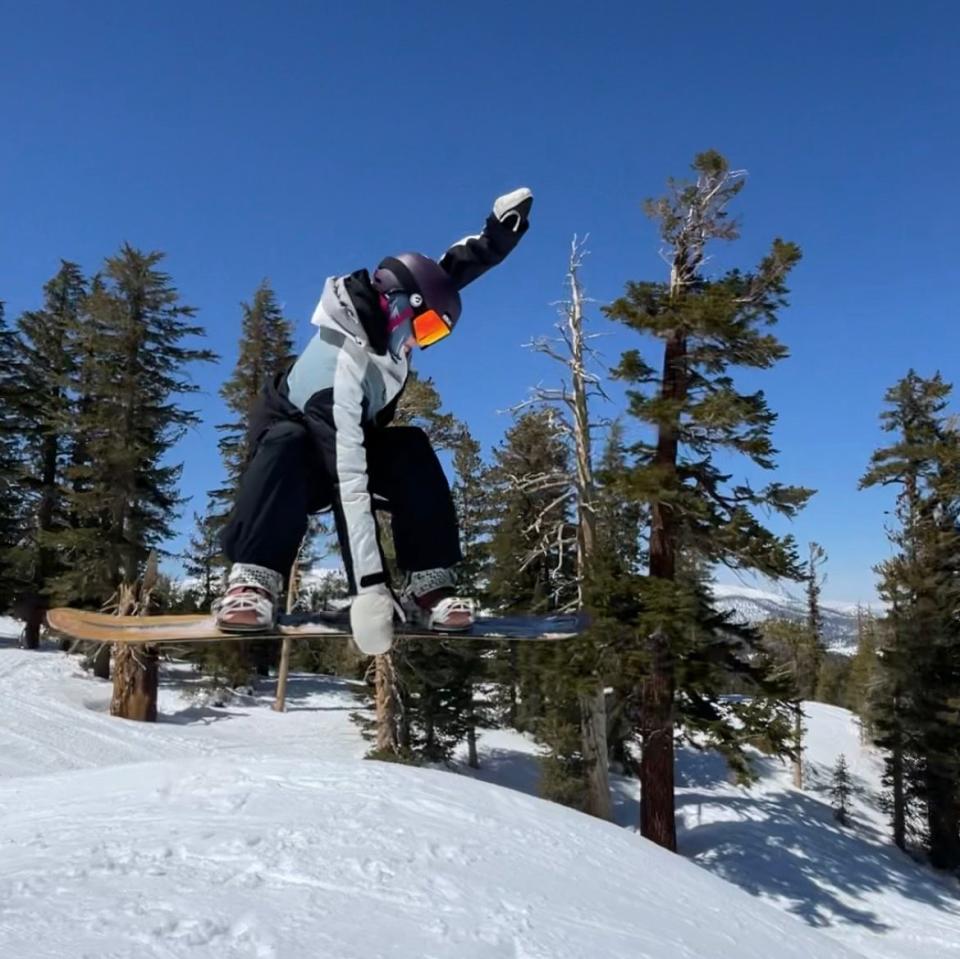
710 583 870 653
2 635 957 959
2 757 865 959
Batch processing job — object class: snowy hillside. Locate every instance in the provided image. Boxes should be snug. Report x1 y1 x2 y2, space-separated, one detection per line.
2 633 958 958
710 583 872 653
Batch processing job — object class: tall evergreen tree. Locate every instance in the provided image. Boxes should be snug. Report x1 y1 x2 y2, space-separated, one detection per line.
485 409 582 800
604 151 812 850
53 253 210 601
761 618 818 788
182 495 223 612
846 609 881 732
831 754 852 826
196 281 294 681
487 409 577 616
806 541 827 693
10 262 86 646
0 300 27 612
53 246 216 716
215 280 295 508
861 370 960 867
450 427 494 602
594 420 647 774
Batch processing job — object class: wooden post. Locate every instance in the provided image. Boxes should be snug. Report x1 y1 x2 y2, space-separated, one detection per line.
273 554 300 712
273 636 293 712
375 652 400 754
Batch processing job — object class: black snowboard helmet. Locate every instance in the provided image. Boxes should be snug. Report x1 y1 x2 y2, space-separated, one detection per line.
371 252 462 347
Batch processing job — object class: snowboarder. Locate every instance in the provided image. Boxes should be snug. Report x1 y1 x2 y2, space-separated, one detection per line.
216 188 533 655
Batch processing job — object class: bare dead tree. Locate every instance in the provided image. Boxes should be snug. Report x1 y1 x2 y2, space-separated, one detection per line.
109 551 159 722
508 236 613 819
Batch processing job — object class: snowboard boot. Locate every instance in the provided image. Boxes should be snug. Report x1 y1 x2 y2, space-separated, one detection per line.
213 562 283 632
400 567 474 632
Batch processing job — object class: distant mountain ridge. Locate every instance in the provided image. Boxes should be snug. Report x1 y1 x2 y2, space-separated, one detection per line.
709 583 875 654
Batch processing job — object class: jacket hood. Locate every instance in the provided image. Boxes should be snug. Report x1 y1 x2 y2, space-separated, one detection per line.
311 271 390 354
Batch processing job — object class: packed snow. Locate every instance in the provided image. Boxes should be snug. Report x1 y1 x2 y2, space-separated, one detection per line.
1 629 958 958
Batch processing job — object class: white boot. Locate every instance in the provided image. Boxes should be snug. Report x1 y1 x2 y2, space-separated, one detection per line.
401 568 474 632
213 563 283 632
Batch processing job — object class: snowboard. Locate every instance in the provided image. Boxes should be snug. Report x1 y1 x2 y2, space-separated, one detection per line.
45 606 584 646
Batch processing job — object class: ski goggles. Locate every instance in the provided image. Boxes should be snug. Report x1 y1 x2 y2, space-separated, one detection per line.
411 308 453 348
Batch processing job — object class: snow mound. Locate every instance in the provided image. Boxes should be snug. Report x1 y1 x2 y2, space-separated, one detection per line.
0 756 861 959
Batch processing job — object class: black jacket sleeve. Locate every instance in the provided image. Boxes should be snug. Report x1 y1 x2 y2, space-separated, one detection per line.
438 212 530 291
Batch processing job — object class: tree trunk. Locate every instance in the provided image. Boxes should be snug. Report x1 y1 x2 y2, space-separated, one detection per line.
273 637 293 712
640 330 685 852
108 564 159 722
891 724 906 851
926 768 960 870
22 602 43 651
110 645 158 722
565 249 613 821
273 554 300 712
23 431 61 652
467 720 479 769
506 644 518 727
793 704 804 789
375 652 399 754
639 628 677 850
93 643 111 679
579 684 613 820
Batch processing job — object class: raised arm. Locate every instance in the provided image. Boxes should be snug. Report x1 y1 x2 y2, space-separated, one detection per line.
438 187 533 290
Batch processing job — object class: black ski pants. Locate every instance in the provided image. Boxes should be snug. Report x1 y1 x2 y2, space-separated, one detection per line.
221 421 462 592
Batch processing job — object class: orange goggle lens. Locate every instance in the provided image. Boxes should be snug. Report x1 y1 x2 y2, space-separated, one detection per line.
412 309 452 348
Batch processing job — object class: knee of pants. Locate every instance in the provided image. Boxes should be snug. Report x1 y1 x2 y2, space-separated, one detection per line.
383 425 433 456
255 420 310 462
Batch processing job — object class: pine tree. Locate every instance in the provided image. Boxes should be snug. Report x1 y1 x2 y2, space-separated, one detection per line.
487 409 577 616
197 281 294 682
604 151 812 850
846 610 881 728
10 262 86 646
815 652 853 709
446 425 499 768
806 542 827 697
761 618 819 788
831 753 852 826
181 495 223 612
484 408 584 803
389 369 463 451
860 370 960 867
55 246 216 716
449 427 493 602
215 280 294 509
593 420 647 774
55 251 215 602
0 300 27 612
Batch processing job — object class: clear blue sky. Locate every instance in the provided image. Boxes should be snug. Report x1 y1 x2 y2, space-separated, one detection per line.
2 1 957 603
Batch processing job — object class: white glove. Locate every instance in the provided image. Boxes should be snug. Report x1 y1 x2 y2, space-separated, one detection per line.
349 585 403 655
493 187 533 233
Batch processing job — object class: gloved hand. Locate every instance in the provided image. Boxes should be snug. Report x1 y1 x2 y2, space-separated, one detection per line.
349 584 403 655
493 187 533 234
